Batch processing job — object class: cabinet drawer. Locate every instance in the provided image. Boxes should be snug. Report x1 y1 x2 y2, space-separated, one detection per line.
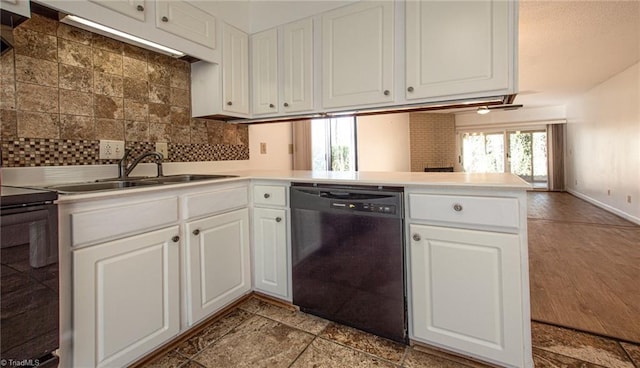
253 185 287 207
184 186 248 219
409 194 519 232
71 197 178 247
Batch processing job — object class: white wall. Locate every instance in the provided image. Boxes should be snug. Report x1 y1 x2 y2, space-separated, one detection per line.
248 122 293 170
565 62 640 224
356 113 411 172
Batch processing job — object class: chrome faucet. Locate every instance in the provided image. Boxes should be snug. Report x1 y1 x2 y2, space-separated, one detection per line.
118 149 164 179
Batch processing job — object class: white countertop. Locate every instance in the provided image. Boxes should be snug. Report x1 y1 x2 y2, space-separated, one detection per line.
37 169 530 203
228 170 532 189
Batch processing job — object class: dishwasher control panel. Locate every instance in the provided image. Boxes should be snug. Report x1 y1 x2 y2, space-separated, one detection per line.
331 201 397 215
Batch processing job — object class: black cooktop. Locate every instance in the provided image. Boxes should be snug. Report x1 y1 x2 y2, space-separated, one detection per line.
1 186 58 208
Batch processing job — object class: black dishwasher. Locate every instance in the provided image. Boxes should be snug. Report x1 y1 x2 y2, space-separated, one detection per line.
290 183 407 343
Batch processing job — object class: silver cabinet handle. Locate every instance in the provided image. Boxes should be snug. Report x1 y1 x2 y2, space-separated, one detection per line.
283 102 289 107
264 193 270 199
161 16 169 22
269 103 275 108
412 234 421 241
276 217 282 223
136 5 144 11
383 90 390 96
172 235 180 242
192 229 200 236
453 203 463 212
407 86 414 92
227 101 233 106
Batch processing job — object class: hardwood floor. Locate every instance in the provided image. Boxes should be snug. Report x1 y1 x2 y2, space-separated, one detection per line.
528 192 640 343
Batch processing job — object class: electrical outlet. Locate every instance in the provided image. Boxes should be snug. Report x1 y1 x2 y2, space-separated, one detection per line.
607 189 611 196
627 195 632 204
99 140 125 159
260 142 267 154
155 142 168 159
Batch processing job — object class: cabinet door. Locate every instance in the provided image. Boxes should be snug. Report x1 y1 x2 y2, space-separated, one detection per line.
252 28 279 115
322 1 394 108
89 0 145 21
253 207 288 298
73 226 180 368
222 23 250 115
155 1 216 48
405 0 511 99
282 18 313 113
185 208 251 325
409 224 524 367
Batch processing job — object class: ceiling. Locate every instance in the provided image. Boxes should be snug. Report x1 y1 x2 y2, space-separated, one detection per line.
517 0 640 108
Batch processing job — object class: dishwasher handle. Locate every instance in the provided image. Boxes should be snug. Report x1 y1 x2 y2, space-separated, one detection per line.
319 191 395 201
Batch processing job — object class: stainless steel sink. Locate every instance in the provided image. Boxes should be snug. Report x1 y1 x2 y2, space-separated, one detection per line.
47 174 238 194
47 180 158 193
139 174 238 184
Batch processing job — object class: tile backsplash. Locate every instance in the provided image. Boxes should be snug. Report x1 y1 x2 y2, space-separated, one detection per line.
0 14 248 167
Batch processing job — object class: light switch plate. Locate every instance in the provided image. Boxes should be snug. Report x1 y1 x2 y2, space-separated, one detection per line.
155 142 168 159
260 142 267 154
99 140 125 159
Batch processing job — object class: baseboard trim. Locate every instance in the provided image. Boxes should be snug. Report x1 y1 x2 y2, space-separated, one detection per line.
566 189 640 225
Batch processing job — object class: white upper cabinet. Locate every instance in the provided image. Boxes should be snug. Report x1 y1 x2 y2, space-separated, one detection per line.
282 18 314 113
321 1 394 109
156 0 216 48
251 28 279 115
89 0 146 21
405 0 515 100
1 0 30 17
222 23 250 116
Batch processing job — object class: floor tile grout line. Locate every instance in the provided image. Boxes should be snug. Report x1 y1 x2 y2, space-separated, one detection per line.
533 345 630 368
185 307 260 365
532 319 640 346
314 335 405 367
619 342 640 368
287 335 318 368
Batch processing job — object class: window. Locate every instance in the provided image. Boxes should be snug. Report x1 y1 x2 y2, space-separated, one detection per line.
461 129 549 188
311 117 357 171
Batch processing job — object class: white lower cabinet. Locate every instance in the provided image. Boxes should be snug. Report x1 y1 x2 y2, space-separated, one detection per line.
409 223 524 367
252 207 288 297
73 226 180 368
185 208 251 325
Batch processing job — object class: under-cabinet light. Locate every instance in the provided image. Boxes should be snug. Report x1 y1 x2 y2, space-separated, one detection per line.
477 106 490 115
62 15 185 57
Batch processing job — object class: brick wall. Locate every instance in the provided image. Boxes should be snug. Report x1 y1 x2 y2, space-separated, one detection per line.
0 14 248 167
409 113 457 172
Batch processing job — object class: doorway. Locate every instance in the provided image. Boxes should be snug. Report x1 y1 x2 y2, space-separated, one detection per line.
508 130 548 188
461 129 549 189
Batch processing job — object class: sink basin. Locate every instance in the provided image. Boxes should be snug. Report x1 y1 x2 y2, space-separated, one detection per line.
47 174 238 194
48 180 158 193
140 174 238 184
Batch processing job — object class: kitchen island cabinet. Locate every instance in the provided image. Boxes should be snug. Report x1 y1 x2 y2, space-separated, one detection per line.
252 183 290 299
47 170 531 367
73 226 180 368
57 180 251 367
406 187 531 368
185 209 250 325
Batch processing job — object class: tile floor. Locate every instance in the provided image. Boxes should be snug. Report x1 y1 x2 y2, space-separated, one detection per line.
142 296 640 368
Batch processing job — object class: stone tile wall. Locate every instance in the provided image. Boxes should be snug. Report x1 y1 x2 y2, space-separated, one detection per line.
409 113 457 172
0 14 248 167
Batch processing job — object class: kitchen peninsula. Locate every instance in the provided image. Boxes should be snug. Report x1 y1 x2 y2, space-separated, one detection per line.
40 170 532 368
